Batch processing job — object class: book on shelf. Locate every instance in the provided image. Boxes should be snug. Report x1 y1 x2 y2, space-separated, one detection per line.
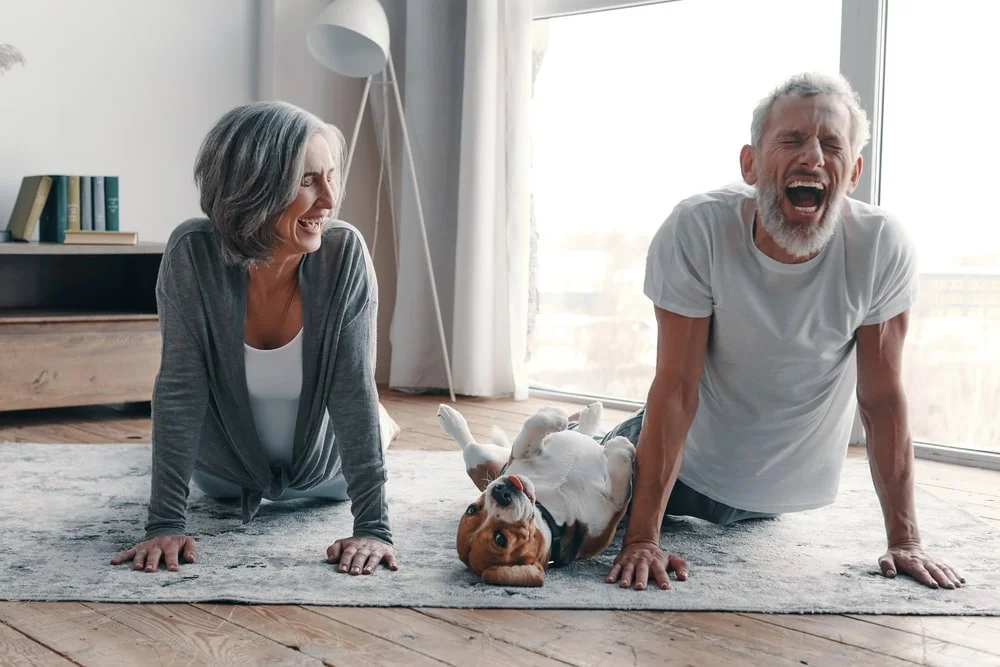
4 173 128 243
63 230 137 245
104 176 119 231
5 175 52 241
67 175 81 231
80 176 92 230
93 176 106 231
39 175 68 243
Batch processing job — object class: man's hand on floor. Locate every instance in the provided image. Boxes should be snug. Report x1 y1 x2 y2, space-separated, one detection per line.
880 543 965 589
606 540 688 591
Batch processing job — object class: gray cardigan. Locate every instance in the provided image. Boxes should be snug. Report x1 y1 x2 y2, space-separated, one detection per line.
144 218 391 545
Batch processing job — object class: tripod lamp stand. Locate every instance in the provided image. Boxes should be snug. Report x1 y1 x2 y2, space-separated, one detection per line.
307 0 456 403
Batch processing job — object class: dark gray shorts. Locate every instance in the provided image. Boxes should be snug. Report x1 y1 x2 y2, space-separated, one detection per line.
574 406 777 526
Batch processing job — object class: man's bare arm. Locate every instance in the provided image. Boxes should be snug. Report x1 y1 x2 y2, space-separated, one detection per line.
627 307 711 543
607 306 710 590
856 310 964 589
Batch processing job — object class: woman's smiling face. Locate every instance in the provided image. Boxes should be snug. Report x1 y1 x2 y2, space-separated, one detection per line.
272 132 339 257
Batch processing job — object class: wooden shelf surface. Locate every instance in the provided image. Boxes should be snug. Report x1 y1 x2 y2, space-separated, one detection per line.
0 241 165 255
0 309 158 324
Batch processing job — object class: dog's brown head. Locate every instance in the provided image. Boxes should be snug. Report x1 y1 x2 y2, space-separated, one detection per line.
456 474 548 587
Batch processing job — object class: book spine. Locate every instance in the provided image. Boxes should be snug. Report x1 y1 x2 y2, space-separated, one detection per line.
104 176 119 231
63 230 138 245
38 191 51 240
39 175 68 243
93 177 106 231
67 175 81 231
80 176 93 230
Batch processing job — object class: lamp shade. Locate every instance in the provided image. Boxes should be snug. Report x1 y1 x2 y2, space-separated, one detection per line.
307 0 390 78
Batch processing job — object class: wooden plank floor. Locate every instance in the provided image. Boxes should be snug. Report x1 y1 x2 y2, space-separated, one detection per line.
1 390 998 666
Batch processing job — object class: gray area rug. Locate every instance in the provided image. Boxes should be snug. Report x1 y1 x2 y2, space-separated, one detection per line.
1 443 997 614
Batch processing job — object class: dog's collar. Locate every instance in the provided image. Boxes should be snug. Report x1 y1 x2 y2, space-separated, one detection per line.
537 504 585 568
535 501 567 567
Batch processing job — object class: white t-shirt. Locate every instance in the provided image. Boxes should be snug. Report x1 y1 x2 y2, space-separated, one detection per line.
644 181 918 513
244 328 304 469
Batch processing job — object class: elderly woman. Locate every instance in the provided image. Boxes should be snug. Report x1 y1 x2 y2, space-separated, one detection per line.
111 101 399 576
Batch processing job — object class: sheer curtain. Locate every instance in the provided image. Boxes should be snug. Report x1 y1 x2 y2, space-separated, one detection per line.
381 0 531 399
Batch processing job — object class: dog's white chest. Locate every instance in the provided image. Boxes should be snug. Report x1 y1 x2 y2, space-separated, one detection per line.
511 436 595 485
507 432 613 520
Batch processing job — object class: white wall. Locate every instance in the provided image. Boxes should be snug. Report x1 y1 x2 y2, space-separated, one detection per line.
0 0 257 243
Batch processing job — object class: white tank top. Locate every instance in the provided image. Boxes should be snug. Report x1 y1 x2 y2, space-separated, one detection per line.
244 328 303 468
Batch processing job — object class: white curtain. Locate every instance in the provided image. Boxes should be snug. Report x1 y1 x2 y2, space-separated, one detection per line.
382 0 532 399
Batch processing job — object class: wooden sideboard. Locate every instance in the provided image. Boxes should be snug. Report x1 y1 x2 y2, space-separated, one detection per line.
0 241 164 411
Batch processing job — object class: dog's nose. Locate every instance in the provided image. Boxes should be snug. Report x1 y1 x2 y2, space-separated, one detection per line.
491 481 513 507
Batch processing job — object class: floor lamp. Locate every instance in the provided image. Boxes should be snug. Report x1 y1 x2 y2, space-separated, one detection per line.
307 0 457 403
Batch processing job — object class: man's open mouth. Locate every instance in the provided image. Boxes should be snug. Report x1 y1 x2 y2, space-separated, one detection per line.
784 180 826 214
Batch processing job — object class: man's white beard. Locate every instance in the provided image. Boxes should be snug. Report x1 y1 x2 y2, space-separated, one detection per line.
755 181 842 259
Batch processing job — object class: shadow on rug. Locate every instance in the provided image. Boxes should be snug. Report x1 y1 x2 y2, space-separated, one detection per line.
1 443 997 613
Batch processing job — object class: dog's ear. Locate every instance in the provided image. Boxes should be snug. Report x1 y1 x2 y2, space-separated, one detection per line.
480 563 545 587
490 425 511 450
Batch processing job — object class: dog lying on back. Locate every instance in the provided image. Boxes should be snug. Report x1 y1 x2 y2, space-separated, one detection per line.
437 402 635 587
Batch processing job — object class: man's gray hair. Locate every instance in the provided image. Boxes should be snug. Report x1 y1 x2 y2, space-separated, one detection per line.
750 72 871 157
194 101 346 267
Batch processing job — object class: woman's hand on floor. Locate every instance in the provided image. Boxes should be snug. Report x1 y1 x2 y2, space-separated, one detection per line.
110 535 197 572
327 536 398 575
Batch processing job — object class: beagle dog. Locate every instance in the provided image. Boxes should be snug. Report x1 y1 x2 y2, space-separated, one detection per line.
437 402 635 587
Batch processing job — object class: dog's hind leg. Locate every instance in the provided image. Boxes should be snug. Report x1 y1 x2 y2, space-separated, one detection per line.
578 435 637 560
438 404 509 491
574 401 604 437
603 435 636 508
511 407 568 461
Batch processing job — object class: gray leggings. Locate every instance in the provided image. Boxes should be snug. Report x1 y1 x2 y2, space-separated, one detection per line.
576 407 776 526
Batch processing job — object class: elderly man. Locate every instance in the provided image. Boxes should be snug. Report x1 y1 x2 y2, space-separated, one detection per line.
602 72 965 592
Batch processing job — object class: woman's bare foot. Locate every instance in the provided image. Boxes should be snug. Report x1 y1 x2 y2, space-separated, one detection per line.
378 402 401 447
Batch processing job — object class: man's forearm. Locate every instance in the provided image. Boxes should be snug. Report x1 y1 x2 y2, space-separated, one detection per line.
623 388 694 545
861 396 921 547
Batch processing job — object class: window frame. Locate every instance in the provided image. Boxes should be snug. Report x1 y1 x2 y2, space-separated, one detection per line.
839 0 887 205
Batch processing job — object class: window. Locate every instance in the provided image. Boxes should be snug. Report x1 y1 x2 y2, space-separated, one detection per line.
528 0 842 400
528 0 1000 456
879 0 1000 452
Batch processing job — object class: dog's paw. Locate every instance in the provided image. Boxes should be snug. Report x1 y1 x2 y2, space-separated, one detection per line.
604 435 636 462
530 407 569 433
437 404 472 448
575 401 604 436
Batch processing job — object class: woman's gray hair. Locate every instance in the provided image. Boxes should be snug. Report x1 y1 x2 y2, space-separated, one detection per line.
194 101 346 267
750 72 871 157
